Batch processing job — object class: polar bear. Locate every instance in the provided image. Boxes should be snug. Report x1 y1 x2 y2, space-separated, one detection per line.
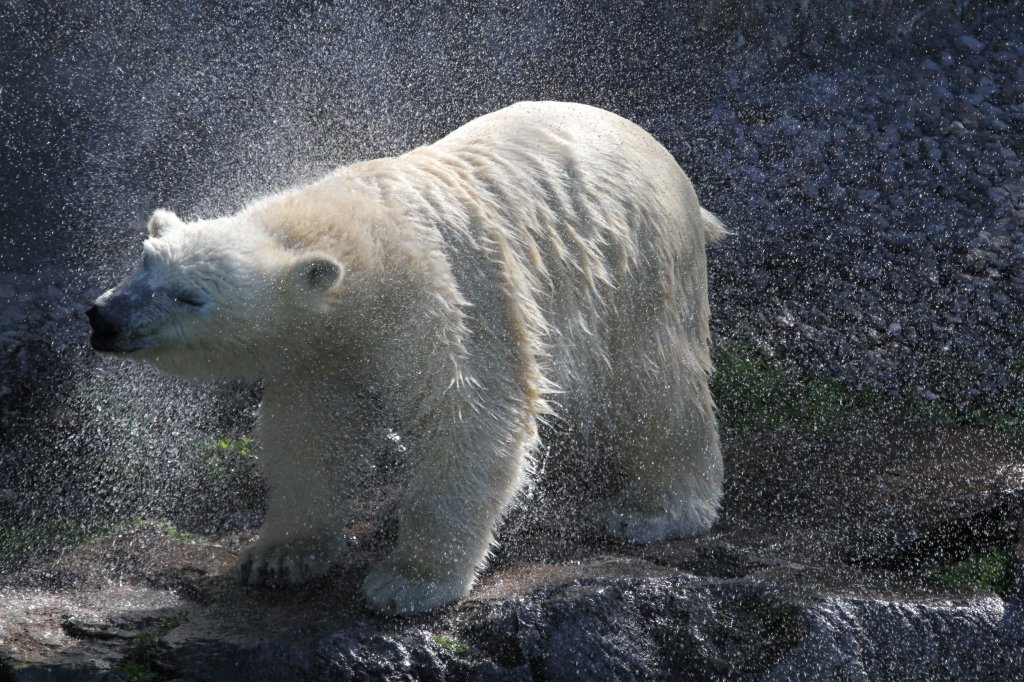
87 101 726 613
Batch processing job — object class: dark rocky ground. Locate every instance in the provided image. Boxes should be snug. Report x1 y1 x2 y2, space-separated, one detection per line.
2 1 1023 679
2 411 1022 680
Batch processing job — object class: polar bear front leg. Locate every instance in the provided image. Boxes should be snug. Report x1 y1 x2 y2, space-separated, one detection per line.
235 382 369 587
362 403 535 614
235 455 349 586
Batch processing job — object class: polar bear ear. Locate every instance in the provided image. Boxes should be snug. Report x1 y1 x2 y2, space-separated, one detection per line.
289 253 343 295
148 209 184 238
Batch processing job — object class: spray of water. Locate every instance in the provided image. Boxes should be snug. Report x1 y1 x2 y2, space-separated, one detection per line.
2 2 1020 601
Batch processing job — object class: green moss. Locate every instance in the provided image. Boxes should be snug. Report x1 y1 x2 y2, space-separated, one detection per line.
712 342 872 434
130 518 196 543
120 660 158 682
119 611 190 682
712 341 1024 435
0 518 118 561
930 549 1010 593
210 435 255 459
904 394 1024 433
197 435 259 484
0 516 200 565
431 631 471 656
901 346 1024 433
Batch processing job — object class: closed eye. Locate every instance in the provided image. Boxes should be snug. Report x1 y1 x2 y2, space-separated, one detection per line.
173 292 206 308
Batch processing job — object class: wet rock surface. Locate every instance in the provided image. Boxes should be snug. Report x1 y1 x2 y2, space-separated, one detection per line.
3 1 1024 680
2 413 1022 680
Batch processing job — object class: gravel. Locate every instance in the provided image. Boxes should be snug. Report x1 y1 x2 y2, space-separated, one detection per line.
668 16 1024 409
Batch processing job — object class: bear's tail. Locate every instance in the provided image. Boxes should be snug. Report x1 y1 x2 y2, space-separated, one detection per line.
701 207 730 244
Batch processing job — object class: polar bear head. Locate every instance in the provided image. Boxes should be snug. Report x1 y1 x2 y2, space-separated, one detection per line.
87 209 344 378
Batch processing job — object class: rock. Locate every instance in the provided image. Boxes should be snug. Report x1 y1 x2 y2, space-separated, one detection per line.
957 35 986 54
922 137 943 161
772 596 1022 680
1007 525 1024 602
944 120 967 136
855 189 881 206
158 637 319 682
3 413 1021 680
316 631 450 681
776 309 797 328
883 232 916 251
989 187 1010 203
741 165 768 184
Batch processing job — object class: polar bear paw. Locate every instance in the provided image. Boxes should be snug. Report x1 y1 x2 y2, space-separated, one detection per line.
362 560 473 614
235 535 343 586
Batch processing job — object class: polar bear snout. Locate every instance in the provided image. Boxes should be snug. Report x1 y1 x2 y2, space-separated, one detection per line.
87 297 151 354
87 302 126 352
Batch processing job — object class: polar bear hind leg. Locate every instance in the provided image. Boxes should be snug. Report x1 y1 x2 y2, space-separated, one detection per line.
596 353 723 543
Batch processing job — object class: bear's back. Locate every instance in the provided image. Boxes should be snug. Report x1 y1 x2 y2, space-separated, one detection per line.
376 102 710 396
432 101 681 183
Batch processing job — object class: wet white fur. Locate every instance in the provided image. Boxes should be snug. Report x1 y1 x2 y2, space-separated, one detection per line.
100 102 725 613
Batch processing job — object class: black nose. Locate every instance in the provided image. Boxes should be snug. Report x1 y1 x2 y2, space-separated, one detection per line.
87 304 118 338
